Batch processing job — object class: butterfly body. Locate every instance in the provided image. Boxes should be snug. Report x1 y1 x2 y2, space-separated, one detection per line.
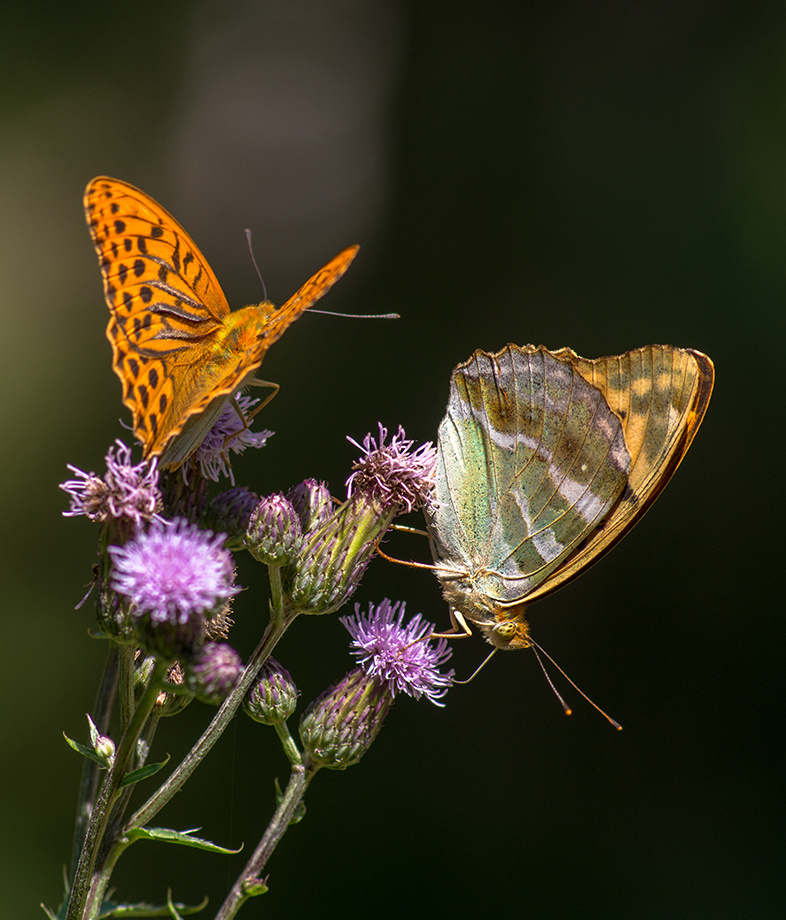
84 176 358 469
426 343 714 649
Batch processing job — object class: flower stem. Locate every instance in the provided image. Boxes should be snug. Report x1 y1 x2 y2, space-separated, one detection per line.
117 644 136 730
215 760 319 920
126 607 298 831
66 657 168 920
69 644 119 882
273 721 302 766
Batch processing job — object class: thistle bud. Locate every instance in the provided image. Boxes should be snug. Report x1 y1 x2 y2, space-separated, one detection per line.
287 479 333 534
204 487 260 551
287 492 394 616
284 426 438 617
88 715 116 767
245 493 302 565
299 669 393 770
243 658 299 725
184 642 244 706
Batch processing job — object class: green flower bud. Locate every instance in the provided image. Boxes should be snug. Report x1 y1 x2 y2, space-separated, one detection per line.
287 479 333 534
87 714 116 767
287 492 396 616
204 487 260 551
299 668 393 770
245 493 302 565
184 642 244 705
243 659 299 725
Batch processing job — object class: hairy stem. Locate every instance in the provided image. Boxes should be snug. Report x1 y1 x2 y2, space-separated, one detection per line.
69 645 119 882
66 658 168 920
126 607 298 831
215 759 319 920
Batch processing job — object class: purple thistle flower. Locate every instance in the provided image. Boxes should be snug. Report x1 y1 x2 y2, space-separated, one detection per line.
60 440 162 526
109 519 240 626
192 393 273 484
346 424 437 513
340 600 454 706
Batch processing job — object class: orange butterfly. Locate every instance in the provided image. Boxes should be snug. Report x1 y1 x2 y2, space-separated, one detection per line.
84 177 358 470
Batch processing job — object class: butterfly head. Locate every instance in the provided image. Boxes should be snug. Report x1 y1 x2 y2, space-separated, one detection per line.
479 605 532 650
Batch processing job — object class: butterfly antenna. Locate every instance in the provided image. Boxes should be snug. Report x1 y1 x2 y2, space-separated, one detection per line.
530 644 573 717
244 229 268 302
530 639 622 730
308 308 400 319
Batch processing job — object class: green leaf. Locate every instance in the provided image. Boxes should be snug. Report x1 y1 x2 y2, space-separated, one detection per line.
63 732 107 767
127 826 242 855
119 755 171 789
242 877 269 898
95 894 209 917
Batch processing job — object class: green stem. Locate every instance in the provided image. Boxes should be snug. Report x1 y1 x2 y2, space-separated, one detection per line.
117 644 136 730
126 607 298 831
214 760 319 920
69 644 119 882
273 721 302 766
267 565 284 614
66 658 168 920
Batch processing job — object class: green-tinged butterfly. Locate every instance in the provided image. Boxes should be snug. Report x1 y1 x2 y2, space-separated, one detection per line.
425 343 714 650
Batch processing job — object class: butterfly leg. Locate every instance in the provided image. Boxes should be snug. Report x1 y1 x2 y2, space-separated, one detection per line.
222 380 281 452
428 608 474 640
243 378 280 419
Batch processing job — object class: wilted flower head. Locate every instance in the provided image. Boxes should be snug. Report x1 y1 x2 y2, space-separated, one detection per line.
341 600 454 706
60 440 162 528
108 519 239 658
346 424 437 513
155 660 193 718
192 393 273 484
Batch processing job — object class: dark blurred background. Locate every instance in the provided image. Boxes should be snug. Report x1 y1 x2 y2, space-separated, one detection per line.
1 2 782 918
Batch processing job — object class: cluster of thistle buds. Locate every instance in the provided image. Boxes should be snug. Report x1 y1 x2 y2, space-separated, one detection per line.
61 419 453 772
247 600 454 770
244 423 440 618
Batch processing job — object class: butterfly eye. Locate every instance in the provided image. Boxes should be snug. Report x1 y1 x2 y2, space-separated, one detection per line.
490 618 531 650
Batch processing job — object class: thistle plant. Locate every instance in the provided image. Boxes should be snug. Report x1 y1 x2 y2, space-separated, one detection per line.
54 413 450 920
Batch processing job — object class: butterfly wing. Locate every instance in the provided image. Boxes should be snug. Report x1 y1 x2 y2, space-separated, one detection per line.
84 176 231 456
523 343 714 602
257 245 360 347
429 345 633 622
156 244 359 468
86 177 359 465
